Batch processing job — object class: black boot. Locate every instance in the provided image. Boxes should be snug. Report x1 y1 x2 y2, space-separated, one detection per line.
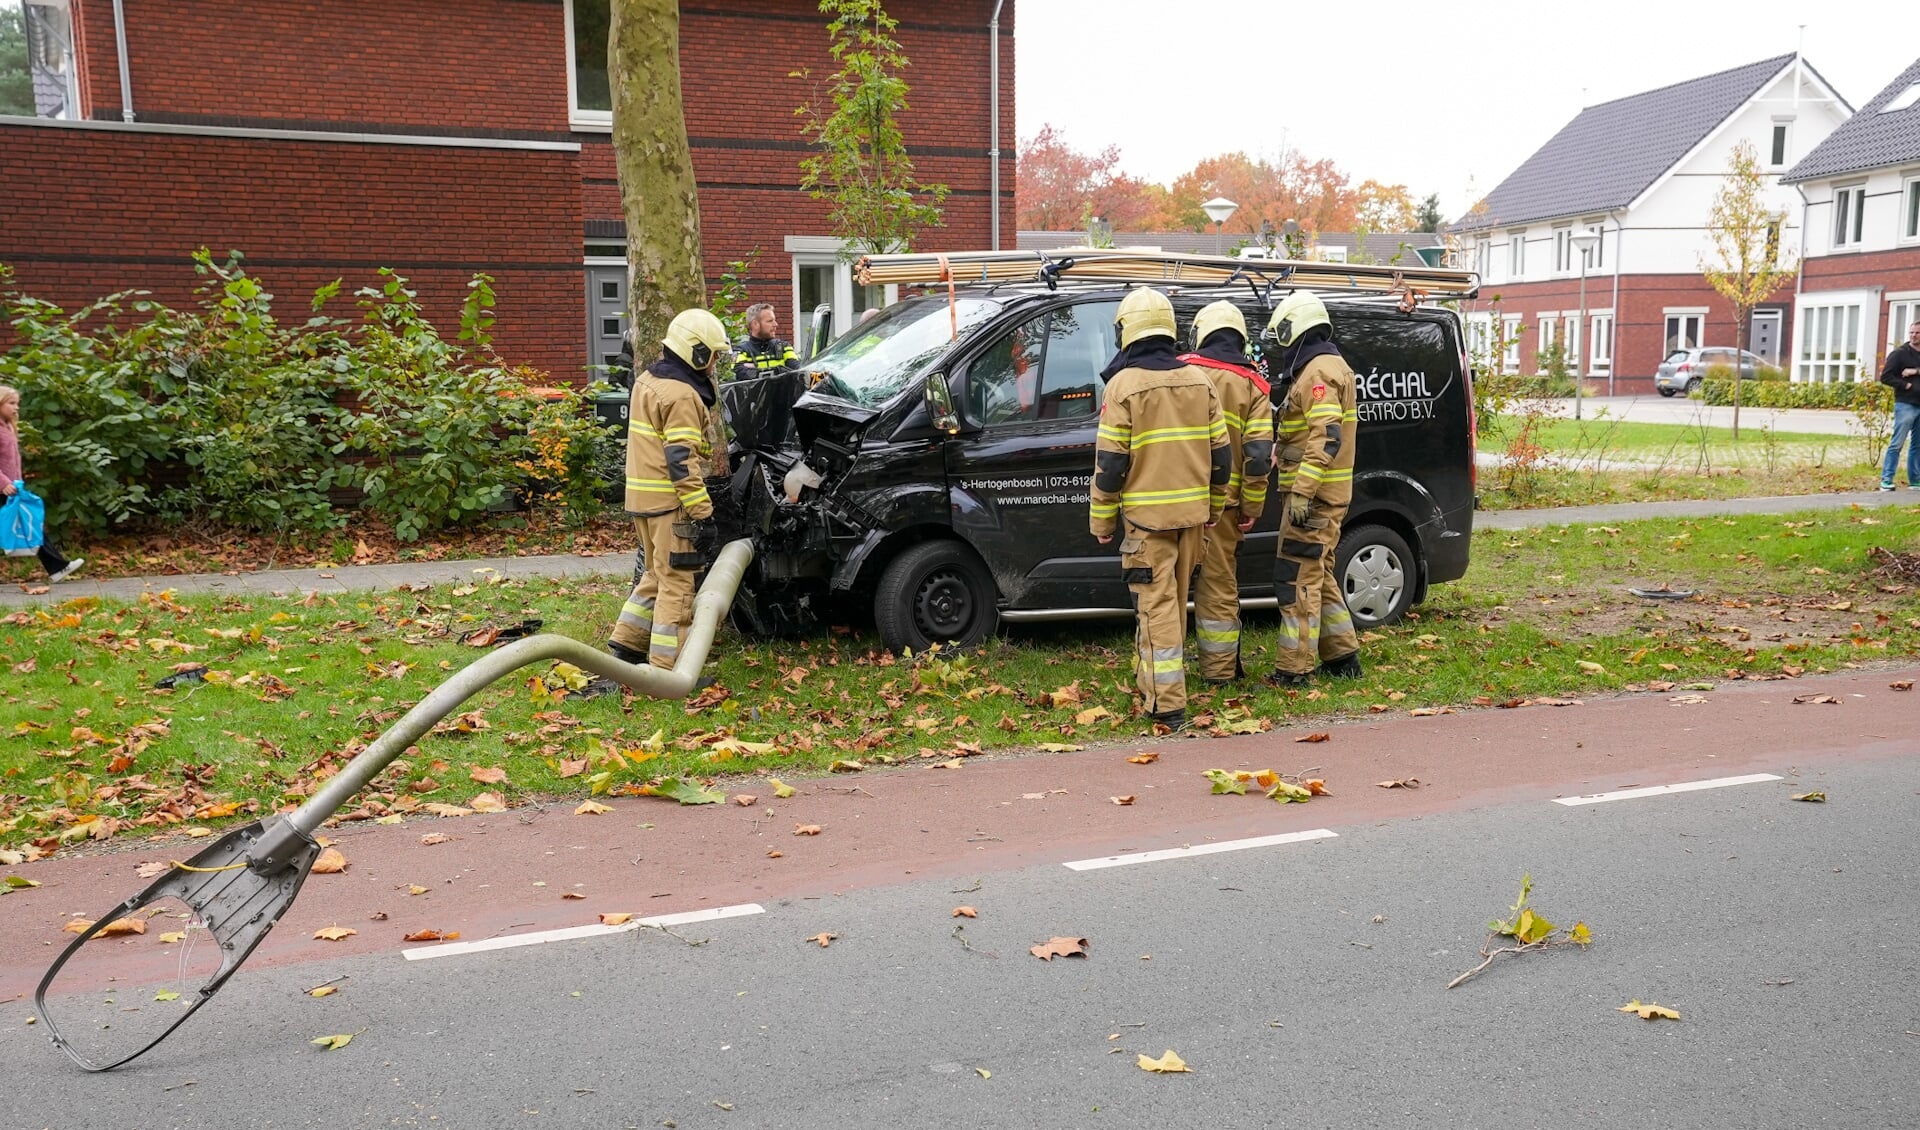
1149 708 1188 732
1318 653 1363 680
607 641 646 666
1264 669 1312 688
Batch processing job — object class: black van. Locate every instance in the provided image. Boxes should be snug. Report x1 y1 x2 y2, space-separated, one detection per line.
715 282 1476 654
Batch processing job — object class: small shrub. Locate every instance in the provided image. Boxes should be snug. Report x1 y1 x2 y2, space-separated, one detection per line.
1697 378 1890 411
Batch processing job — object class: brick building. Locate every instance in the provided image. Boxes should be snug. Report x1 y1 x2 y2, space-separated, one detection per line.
1453 55 1851 393
0 0 1016 381
1782 56 1920 383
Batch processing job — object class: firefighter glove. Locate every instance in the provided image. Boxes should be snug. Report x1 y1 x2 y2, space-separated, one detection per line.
691 517 721 563
1287 494 1312 528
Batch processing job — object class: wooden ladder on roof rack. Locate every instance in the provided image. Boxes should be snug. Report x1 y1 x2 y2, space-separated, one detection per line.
854 248 1480 308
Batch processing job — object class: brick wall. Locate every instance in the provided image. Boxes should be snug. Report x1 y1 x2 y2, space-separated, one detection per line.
1469 275 1790 393
1 124 584 376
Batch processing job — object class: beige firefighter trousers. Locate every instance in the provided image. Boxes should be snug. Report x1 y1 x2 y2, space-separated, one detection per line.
610 511 698 670
1272 498 1359 675
1194 507 1247 682
1122 523 1204 716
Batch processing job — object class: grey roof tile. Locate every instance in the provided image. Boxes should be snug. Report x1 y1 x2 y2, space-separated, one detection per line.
1783 56 1920 183
1457 54 1795 230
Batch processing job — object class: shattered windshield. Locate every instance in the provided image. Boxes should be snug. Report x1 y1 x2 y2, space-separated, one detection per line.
806 295 1004 407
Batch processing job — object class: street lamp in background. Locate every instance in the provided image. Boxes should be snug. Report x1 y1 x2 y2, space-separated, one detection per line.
1569 229 1600 421
1202 197 1238 256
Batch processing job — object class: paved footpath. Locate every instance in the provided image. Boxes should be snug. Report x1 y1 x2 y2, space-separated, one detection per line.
3 491 1913 607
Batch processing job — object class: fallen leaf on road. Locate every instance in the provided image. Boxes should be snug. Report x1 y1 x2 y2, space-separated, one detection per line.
637 777 724 805
313 926 357 942
1408 707 1453 717
574 800 612 816
562 891 585 900
770 779 797 799
311 1033 353 1050
1376 778 1421 789
1792 694 1841 705
732 794 759 806
469 791 507 813
1304 779 1330 795
793 824 823 836
1030 936 1088 961
1670 694 1709 705
421 803 472 818
975 1067 991 1079
1266 780 1311 803
930 758 966 770
953 906 977 918
1036 742 1083 753
1789 791 1827 803
311 847 349 874
402 929 459 942
1892 681 1914 691
420 833 454 846
1110 795 1135 806
1294 732 1331 743
408 885 429 895
766 850 783 858
182 827 213 838
64 917 145 937
828 759 864 773
599 913 633 926
135 861 170 879
1126 753 1159 765
1202 769 1247 795
1529 697 1583 707
4 875 39 890
308 986 337 998
158 931 187 944
1617 1000 1680 1021
807 932 837 948
1137 1049 1191 1073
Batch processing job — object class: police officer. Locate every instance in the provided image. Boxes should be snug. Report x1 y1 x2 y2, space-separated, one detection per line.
733 303 799 382
1090 288 1232 730
608 308 730 670
1179 301 1274 684
1262 291 1361 685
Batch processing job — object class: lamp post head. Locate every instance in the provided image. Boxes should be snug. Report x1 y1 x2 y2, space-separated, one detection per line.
1569 229 1599 268
1202 197 1239 226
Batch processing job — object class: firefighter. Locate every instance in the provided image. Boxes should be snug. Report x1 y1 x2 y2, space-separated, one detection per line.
733 302 799 381
607 308 730 670
1179 301 1274 684
1261 291 1362 685
1090 287 1232 730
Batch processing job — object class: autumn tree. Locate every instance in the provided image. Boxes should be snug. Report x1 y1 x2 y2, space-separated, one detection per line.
1354 180 1419 232
1017 124 1170 232
609 0 704 364
1165 151 1359 236
794 0 947 255
1701 138 1796 437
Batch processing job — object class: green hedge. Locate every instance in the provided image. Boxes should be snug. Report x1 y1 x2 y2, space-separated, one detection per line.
1695 378 1892 411
0 253 620 540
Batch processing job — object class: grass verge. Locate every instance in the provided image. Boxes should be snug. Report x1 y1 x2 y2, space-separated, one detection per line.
3 505 1917 860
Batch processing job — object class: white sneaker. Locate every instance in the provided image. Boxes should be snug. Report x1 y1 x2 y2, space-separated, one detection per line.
48 558 84 583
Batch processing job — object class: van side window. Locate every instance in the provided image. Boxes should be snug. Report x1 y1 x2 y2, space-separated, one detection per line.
966 314 1048 425
1036 301 1117 419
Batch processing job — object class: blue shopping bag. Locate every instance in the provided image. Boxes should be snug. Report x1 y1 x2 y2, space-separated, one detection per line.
1 481 45 556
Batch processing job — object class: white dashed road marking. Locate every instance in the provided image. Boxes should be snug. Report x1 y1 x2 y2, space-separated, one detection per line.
1062 829 1338 871
1552 773 1783 807
402 902 766 961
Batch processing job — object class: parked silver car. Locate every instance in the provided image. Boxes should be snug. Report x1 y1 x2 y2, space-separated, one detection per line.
1655 346 1763 397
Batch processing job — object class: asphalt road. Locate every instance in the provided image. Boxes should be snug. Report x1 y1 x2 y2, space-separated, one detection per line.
5 685 1915 1129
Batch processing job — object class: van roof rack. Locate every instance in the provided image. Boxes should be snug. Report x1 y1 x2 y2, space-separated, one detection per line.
855 248 1479 310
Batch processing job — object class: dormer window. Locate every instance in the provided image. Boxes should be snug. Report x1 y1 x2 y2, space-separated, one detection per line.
1881 83 1920 114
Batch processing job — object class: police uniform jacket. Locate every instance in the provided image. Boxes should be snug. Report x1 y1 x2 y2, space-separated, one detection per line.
1090 349 1231 537
625 354 716 520
1276 352 1357 508
734 335 798 381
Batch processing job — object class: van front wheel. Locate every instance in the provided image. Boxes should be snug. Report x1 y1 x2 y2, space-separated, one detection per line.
875 541 1000 654
1335 524 1415 629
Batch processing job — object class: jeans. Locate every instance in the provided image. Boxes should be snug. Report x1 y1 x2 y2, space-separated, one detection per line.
1884 400 1920 485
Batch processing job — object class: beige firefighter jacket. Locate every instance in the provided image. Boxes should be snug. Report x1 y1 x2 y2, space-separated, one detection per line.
1275 352 1357 507
1090 363 1231 536
1179 353 1274 520
624 370 715 520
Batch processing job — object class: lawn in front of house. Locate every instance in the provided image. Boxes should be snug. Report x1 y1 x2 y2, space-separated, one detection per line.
3 506 1916 860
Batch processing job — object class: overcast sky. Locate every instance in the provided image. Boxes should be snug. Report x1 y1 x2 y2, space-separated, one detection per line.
1013 0 1915 223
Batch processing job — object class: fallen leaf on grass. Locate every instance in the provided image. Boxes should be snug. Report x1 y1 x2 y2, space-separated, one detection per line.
402 929 460 942
469 791 507 813
807 932 837 948
637 777 724 805
1110 795 1135 806
311 847 348 874
1074 706 1114 725
1137 1049 1191 1073
574 800 612 816
1126 753 1159 765
308 985 337 998
1376 778 1421 789
1617 1000 1680 1021
1048 683 1083 708
1030 936 1088 961
952 907 977 918
1792 694 1841 705
793 824 823 836
1294 732 1331 743
420 833 454 846
313 926 357 942
311 1033 353 1050
1790 791 1828 803
468 765 507 785
599 913 633 926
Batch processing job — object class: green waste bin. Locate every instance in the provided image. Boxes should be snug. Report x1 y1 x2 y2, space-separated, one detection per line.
593 387 630 433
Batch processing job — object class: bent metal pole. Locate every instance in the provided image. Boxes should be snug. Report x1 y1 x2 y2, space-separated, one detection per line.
244 538 755 873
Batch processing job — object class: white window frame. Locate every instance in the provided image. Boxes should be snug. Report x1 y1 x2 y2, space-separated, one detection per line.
1507 230 1526 279
1886 292 1920 352
1473 236 1491 277
1562 314 1581 370
1552 225 1573 274
1581 218 1605 270
1318 245 1349 264
1465 312 1493 367
1833 182 1867 249
1901 174 1920 244
563 0 614 130
1538 314 1558 365
1793 291 1871 384
1768 119 1792 168
1663 307 1707 355
1588 311 1614 374
786 236 899 354
1501 314 1522 375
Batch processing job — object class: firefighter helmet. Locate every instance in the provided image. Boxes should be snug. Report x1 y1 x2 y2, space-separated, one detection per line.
662 308 729 370
1190 300 1247 350
1113 287 1177 348
1264 291 1329 349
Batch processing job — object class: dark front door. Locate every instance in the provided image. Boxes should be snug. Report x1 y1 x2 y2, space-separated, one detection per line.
1750 309 1782 365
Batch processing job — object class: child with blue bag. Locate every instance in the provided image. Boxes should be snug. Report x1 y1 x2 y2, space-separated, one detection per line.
0 385 84 583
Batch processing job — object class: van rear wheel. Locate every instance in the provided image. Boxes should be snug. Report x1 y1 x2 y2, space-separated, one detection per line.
875 541 1000 654
1336 524 1415 629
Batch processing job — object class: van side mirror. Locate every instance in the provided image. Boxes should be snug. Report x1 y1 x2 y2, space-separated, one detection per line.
805 303 833 360
925 373 962 434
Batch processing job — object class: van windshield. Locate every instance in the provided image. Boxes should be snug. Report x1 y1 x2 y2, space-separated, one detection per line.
806 295 1004 407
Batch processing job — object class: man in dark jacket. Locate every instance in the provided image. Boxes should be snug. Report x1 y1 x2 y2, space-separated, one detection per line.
1879 319 1920 490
